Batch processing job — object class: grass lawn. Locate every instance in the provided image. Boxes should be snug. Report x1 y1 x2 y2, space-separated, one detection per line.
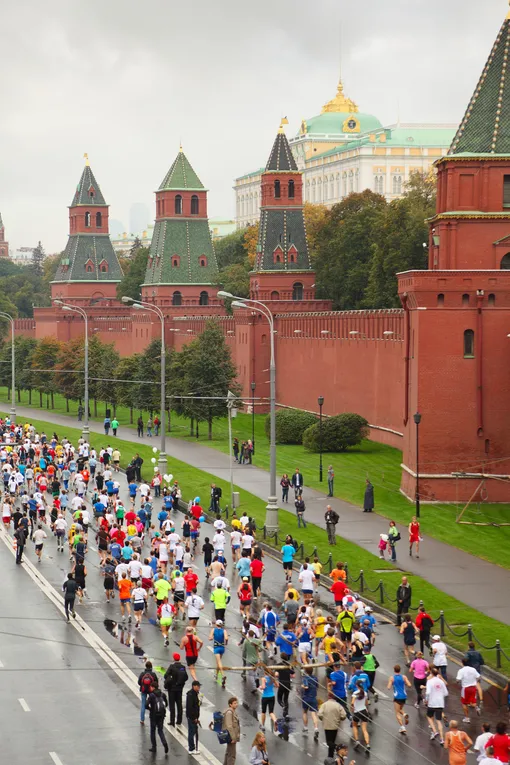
4 405 510 673
5 387 510 571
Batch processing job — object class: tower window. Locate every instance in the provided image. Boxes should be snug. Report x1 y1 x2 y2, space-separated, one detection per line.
274 180 281 199
191 195 199 215
199 291 209 306
464 329 475 358
501 252 510 269
462 293 470 306
175 194 183 215
85 211 91 227
488 293 496 305
171 255 180 267
504 175 510 207
288 180 295 199
89 187 95 198
85 259 94 273
99 260 108 273
292 282 304 301
172 291 182 306
437 293 445 306
96 212 102 228
199 256 208 267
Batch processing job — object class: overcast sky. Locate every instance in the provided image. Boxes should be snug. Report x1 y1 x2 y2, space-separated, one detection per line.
1 0 507 252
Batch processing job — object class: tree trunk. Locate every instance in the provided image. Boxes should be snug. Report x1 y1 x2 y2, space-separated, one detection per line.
113 404 117 416
17 388 21 403
167 407 171 432
39 390 42 408
130 407 133 424
66 397 69 413
196 421 199 439
50 392 54 409
7 386 10 401
28 389 32 405
190 418 194 436
208 417 212 440
94 399 97 417
46 394 50 409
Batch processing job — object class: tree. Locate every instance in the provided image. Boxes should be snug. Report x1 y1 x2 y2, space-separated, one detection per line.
129 236 143 258
31 241 46 276
214 229 248 270
303 202 328 260
183 321 240 439
314 191 387 310
215 261 251 300
133 339 163 415
243 223 259 266
55 338 84 407
14 336 38 403
303 413 369 452
116 246 149 301
30 336 61 408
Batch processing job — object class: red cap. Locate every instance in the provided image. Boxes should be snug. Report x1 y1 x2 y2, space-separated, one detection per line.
173 653 181 661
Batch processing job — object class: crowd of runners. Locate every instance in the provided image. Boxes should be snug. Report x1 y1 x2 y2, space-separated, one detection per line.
1 417 508 764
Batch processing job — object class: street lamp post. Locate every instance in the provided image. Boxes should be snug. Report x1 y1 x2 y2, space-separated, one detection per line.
218 291 278 532
0 312 16 422
318 395 324 482
54 300 89 439
413 412 421 518
122 297 167 472
251 380 256 456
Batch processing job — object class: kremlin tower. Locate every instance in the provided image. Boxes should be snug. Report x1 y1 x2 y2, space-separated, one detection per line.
0 213 9 258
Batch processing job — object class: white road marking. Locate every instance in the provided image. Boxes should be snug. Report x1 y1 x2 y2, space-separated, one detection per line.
0 528 223 765
88 545 97 552
18 698 30 711
0 659 4 667
373 687 390 699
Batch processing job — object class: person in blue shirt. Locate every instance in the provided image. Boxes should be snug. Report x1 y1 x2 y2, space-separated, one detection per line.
138 507 147 528
158 508 168 529
281 539 296 583
328 662 351 719
259 671 278 730
121 542 133 562
275 624 298 658
128 482 138 502
163 494 173 512
301 667 319 739
348 662 371 694
387 664 411 734
110 541 122 561
259 604 280 653
69 460 77 474
149 553 159 575
236 555 251 578
105 479 115 496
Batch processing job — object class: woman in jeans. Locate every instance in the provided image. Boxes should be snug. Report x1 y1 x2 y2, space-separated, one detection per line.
280 474 290 503
388 521 400 562
249 731 269 765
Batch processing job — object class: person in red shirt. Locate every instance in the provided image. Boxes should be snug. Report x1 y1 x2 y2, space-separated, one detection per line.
184 569 199 595
415 605 434 653
190 501 203 521
487 722 510 763
111 525 126 546
250 557 265 598
330 580 349 612
125 509 137 526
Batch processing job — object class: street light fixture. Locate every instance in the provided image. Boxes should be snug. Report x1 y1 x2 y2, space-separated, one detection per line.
0 312 16 422
251 381 256 456
54 299 89 438
318 395 324 482
220 291 278 531
123 296 168 471
413 412 422 518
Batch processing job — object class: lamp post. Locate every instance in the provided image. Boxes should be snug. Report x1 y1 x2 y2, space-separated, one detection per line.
413 412 421 518
218 290 278 532
318 395 324 482
122 297 167 472
251 380 256 456
54 300 89 438
0 312 16 422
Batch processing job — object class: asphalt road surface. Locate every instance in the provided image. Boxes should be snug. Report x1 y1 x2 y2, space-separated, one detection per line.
0 473 505 765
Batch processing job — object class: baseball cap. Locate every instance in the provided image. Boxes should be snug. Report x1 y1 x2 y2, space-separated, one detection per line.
216 619 224 625
242 576 249 581
432 634 441 640
173 653 181 661
365 606 372 612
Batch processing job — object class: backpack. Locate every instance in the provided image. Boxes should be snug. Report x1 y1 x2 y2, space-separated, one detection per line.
154 694 166 718
140 672 154 693
329 510 339 524
211 711 232 745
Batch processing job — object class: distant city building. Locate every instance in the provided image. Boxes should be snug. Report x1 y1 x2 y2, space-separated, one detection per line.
11 247 35 266
111 226 154 254
0 213 9 257
209 218 236 239
234 80 456 227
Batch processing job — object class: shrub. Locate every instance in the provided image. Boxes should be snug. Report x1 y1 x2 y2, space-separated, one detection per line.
265 408 318 444
302 413 369 452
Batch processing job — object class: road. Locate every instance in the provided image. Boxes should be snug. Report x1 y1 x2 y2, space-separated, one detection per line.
0 468 504 765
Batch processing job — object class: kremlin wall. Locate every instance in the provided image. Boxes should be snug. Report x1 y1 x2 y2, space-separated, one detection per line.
11 9 510 505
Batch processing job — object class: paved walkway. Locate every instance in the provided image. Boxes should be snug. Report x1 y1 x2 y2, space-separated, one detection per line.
6 403 510 624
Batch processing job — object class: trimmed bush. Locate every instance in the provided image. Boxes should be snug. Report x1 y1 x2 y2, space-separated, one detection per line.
302 413 369 452
265 408 318 445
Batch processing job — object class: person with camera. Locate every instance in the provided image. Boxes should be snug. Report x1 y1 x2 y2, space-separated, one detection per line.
249 731 269 765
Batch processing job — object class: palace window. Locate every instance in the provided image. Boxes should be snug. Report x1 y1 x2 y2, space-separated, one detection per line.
501 252 510 269
392 175 403 195
96 212 102 228
172 291 182 306
85 259 94 273
504 175 510 207
292 282 304 301
273 246 283 264
199 291 209 306
271 291 280 300
99 260 108 273
462 293 470 306
274 180 281 199
175 194 183 215
488 293 496 306
437 293 445 306
191 195 199 215
288 180 295 199
464 329 475 358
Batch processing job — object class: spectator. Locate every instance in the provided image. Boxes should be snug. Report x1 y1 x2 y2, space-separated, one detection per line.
325 506 339 545
363 479 374 512
327 465 334 497
396 576 412 626
223 696 241 765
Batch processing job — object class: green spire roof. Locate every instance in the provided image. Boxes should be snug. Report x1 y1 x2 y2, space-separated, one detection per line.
450 13 510 155
144 218 218 285
159 149 205 190
71 164 107 206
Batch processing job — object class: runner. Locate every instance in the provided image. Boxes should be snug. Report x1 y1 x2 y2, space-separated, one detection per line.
132 581 148 628
410 650 429 708
209 619 228 687
351 680 371 751
281 538 296 583
33 523 47 563
387 664 411 734
425 666 449 745
180 626 203 682
118 572 133 623
456 658 483 722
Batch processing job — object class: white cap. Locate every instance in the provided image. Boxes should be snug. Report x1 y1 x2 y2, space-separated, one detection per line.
365 607 372 612
432 634 441 641
216 619 224 626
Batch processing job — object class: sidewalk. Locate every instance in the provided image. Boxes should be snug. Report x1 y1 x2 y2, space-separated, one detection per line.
6 403 510 624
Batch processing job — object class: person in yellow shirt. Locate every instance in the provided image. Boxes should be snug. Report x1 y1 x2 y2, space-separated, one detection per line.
230 513 242 531
321 627 345 663
284 582 300 602
313 609 327 657
126 523 137 538
312 557 322 593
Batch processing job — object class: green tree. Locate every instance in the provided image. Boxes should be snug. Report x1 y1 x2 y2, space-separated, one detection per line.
15 336 38 404
215 261 251 300
129 236 143 258
303 413 369 452
314 191 387 310
55 338 84 409
116 246 149 301
214 228 247 270
31 241 46 277
115 353 142 424
30 336 61 408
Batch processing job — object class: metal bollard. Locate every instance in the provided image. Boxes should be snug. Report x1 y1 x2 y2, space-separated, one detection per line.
379 580 384 605
439 611 445 637
496 639 502 669
467 624 473 643
359 570 365 594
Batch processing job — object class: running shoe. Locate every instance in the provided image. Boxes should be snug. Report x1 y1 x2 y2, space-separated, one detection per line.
404 713 409 725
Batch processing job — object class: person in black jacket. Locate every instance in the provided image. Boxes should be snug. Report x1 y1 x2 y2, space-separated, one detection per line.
210 484 222 513
291 468 304 498
133 453 144 482
186 680 201 754
147 683 169 753
164 652 188 726
138 660 158 725
396 577 412 626
14 524 26 564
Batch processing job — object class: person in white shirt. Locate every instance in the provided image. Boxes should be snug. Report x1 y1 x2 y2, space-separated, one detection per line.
431 635 448 679
425 667 448 744
139 483 150 498
239 514 249 528
241 533 254 554
213 516 226 531
54 515 68 552
211 574 230 591
131 585 147 628
33 524 48 562
128 555 143 583
474 724 493 764
185 591 204 626
230 529 242 561
175 543 185 569
115 561 129 581
456 658 482 721
167 531 180 563
71 495 82 512
298 563 315 594
213 531 226 552
158 541 169 573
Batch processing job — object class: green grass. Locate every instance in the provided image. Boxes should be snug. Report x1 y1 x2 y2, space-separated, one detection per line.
4 405 510 674
5 387 510 571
